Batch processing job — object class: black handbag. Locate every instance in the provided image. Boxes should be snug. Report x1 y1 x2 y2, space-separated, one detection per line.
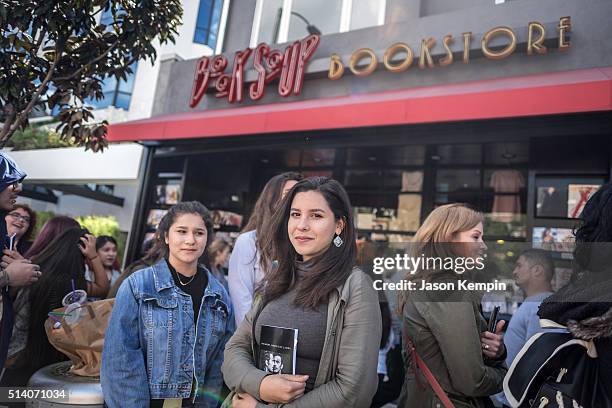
503 329 611 408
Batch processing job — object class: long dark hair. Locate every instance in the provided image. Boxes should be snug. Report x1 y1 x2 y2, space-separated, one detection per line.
25 216 80 259
24 227 89 370
259 177 357 309
242 172 303 234
244 172 302 274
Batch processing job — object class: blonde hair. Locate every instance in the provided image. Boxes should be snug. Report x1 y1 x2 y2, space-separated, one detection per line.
398 203 484 312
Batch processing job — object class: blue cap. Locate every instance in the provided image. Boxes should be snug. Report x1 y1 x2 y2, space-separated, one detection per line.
0 151 26 192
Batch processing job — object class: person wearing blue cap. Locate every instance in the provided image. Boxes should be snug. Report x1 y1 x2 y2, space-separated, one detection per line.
0 151 41 371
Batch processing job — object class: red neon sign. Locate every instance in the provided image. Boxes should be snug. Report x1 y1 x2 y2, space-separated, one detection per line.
190 34 320 107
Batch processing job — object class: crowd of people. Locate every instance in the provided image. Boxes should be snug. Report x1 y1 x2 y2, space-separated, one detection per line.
0 150 610 408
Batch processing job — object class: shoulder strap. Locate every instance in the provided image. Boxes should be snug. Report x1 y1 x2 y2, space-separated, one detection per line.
403 324 456 408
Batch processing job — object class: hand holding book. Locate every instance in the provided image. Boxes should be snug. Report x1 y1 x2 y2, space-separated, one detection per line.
259 374 309 404
232 392 257 408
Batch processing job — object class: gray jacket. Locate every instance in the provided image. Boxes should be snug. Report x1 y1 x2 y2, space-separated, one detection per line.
398 289 507 408
221 269 382 408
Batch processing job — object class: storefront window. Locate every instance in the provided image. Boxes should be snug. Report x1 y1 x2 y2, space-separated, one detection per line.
346 144 425 241
251 0 385 45
344 170 383 190
434 150 528 239
484 142 529 165
436 169 481 192
257 149 301 167
346 145 425 166
301 149 335 166
434 144 481 165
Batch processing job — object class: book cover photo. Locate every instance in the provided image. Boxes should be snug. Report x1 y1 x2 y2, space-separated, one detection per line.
258 325 298 375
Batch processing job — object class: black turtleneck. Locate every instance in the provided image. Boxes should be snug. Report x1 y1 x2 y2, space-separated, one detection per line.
165 259 208 323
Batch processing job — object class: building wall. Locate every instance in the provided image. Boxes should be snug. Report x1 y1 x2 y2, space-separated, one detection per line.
18 183 139 232
9 144 144 233
127 0 213 120
152 0 612 116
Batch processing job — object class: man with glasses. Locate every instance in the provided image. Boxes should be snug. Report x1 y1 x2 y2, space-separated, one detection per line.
0 151 41 371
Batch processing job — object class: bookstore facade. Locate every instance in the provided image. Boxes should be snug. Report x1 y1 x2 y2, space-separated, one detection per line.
109 1 612 312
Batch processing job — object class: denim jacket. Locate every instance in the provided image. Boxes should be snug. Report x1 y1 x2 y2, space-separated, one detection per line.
101 259 235 407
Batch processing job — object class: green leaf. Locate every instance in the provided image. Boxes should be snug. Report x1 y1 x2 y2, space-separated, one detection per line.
1 0 182 151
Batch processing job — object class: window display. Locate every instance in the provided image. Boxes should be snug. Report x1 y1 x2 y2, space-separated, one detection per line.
532 227 575 252
489 169 524 222
146 209 168 229
535 176 605 219
567 184 600 218
154 183 181 205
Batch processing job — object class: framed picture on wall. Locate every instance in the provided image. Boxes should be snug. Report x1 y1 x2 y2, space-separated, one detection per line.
567 184 600 218
536 186 567 218
535 175 606 219
146 209 168 228
165 184 181 205
154 184 181 205
532 227 575 252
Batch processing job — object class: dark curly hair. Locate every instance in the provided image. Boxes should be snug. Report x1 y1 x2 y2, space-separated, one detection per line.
574 183 612 243
573 182 612 275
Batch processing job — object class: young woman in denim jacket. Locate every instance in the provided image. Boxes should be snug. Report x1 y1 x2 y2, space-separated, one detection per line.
222 177 381 408
102 201 235 408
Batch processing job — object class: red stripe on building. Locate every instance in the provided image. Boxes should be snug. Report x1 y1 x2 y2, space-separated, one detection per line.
108 67 612 142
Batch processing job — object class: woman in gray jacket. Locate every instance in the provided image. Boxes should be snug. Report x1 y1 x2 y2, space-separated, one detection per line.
222 177 382 408
397 204 507 408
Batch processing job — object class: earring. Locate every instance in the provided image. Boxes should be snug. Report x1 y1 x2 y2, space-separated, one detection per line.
333 235 343 247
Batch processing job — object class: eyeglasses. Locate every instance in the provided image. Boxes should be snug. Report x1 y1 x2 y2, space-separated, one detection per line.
8 212 31 224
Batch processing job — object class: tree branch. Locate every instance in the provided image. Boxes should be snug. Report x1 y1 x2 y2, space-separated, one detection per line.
0 43 64 147
32 27 48 56
0 108 17 144
53 39 120 82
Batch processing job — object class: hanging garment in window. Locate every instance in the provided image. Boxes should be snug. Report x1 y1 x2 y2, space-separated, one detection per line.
490 169 524 222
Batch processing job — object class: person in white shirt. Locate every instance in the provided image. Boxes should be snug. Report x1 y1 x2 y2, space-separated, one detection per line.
228 172 302 326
